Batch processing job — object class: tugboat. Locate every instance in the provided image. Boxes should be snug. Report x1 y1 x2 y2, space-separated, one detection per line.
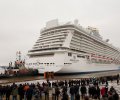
2 51 39 78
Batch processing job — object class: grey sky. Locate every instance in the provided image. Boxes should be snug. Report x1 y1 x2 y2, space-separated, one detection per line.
0 0 120 65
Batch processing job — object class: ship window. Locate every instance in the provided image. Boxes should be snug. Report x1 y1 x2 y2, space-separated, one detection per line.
68 53 72 56
47 63 49 66
64 63 71 64
77 55 85 58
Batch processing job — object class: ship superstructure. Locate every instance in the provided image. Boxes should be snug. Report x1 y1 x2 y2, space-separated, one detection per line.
25 19 120 74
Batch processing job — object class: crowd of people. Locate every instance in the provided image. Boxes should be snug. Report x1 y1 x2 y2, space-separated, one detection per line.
0 76 119 100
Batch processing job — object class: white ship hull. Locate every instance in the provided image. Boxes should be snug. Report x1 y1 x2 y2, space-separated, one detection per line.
26 51 120 74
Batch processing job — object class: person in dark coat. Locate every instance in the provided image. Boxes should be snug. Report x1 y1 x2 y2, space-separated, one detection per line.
109 86 115 93
96 85 100 100
80 85 86 99
55 85 60 100
113 91 119 100
26 86 33 100
88 85 93 98
0 86 4 100
61 91 68 100
6 85 11 100
70 85 75 100
65 80 68 87
18 84 24 100
75 92 80 100
91 86 96 98
74 85 80 100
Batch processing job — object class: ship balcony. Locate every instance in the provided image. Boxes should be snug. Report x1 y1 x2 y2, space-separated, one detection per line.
28 48 67 56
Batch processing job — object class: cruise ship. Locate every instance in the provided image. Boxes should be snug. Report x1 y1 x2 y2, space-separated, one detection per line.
25 19 120 74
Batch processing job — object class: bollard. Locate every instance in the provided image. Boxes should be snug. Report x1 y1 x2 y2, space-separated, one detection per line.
51 72 54 79
44 71 54 79
44 72 46 79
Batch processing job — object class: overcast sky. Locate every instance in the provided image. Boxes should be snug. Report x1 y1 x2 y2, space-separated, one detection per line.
0 0 120 66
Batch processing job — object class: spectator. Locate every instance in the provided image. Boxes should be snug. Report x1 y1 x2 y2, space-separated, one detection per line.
80 84 86 99
55 85 60 100
70 85 75 100
5 85 11 100
113 91 119 100
96 85 100 100
23 84 29 100
52 86 55 100
33 86 40 100
18 84 24 100
109 86 115 93
44 84 49 100
61 91 68 100
101 86 106 97
26 85 33 100
11 85 18 100
75 92 80 100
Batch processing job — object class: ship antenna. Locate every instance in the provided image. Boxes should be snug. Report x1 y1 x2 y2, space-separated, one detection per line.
16 51 21 61
18 51 21 61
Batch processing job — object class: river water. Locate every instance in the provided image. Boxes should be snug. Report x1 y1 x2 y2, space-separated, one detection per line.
0 70 120 85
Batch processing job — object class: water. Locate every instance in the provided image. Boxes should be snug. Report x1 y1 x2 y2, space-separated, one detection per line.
0 70 120 85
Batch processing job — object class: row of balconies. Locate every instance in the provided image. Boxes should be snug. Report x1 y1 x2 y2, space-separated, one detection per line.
34 41 63 48
36 36 66 43
71 35 120 59
38 34 66 41
33 44 63 49
70 43 119 60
